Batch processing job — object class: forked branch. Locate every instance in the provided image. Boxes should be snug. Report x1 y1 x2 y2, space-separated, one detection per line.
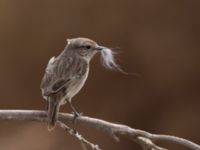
0 110 199 150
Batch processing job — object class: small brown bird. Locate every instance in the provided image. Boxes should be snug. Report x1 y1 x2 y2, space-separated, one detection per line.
40 37 123 130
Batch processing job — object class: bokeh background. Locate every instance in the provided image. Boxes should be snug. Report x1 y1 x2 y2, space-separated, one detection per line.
0 0 199 149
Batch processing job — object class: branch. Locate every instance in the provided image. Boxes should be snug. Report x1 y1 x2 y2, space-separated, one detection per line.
0 110 199 150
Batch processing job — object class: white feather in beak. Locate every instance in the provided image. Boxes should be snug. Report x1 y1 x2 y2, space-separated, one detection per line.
100 47 139 76
100 47 125 73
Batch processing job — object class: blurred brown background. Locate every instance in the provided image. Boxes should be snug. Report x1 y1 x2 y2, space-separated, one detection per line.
0 0 199 149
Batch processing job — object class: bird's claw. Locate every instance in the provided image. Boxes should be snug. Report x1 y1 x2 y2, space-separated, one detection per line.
71 111 83 124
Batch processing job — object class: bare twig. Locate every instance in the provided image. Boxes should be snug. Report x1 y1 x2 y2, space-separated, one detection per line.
57 121 101 150
0 110 199 150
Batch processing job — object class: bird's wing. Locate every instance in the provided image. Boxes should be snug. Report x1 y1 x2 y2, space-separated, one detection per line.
40 55 71 97
40 55 87 97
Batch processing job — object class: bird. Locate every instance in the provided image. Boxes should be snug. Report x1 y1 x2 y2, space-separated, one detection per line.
40 37 124 131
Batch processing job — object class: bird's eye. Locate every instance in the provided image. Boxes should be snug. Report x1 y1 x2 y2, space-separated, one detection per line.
84 45 91 50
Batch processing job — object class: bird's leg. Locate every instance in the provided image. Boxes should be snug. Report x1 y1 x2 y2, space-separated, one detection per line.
66 98 81 124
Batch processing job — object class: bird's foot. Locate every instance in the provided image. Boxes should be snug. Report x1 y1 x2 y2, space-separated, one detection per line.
71 112 82 132
71 111 83 124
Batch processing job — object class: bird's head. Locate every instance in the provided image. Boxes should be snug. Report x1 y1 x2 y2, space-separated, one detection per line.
66 37 98 60
66 37 124 72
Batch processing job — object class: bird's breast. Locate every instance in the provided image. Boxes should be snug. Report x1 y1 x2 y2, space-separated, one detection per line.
66 67 89 99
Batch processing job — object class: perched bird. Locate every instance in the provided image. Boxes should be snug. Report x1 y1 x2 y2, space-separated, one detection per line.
40 37 124 131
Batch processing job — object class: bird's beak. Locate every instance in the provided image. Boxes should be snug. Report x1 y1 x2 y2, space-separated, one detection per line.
95 45 106 51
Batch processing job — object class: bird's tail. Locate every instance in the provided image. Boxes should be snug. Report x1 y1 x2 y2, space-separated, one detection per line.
47 97 60 131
